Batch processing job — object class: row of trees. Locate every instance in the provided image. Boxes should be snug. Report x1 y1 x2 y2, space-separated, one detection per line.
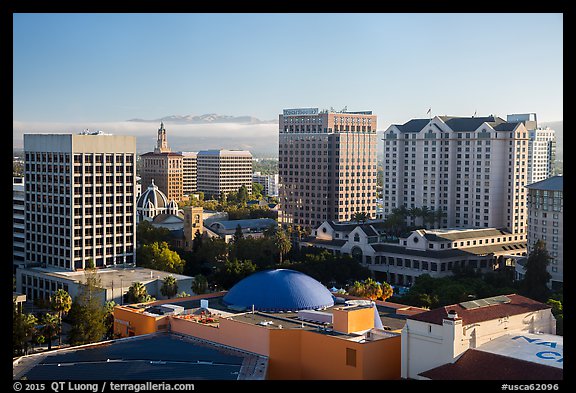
13 262 116 357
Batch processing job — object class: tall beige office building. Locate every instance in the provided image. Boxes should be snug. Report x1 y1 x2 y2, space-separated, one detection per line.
382 115 529 236
23 132 137 271
196 150 253 197
278 107 378 230
140 122 183 202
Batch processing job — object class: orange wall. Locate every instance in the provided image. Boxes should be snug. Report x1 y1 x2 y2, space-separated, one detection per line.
333 307 374 334
361 335 401 379
169 315 270 356
113 307 164 336
268 328 401 380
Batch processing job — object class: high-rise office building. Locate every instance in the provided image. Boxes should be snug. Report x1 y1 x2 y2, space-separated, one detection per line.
196 150 253 197
523 175 563 290
22 132 137 271
278 107 377 229
382 115 529 236
507 114 556 185
140 123 183 202
181 151 198 195
13 177 26 272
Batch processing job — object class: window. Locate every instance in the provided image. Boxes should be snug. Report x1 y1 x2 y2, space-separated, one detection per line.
346 348 357 367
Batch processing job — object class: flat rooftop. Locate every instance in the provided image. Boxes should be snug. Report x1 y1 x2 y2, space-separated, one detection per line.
22 267 192 289
13 333 267 380
127 294 407 336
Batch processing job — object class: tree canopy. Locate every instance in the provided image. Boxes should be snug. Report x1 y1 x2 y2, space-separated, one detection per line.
139 241 185 274
519 240 552 302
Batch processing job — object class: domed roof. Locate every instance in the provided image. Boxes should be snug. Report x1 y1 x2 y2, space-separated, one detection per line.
137 180 169 209
223 269 334 312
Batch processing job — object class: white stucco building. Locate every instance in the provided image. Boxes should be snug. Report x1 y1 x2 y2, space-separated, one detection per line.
401 294 559 380
303 221 526 286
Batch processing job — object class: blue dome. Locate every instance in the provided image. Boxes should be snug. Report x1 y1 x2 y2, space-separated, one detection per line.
223 269 334 312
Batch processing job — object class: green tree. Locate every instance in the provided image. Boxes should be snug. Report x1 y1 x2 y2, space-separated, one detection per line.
192 274 209 295
380 281 394 301
124 282 155 304
136 220 171 245
103 301 116 340
192 230 203 253
233 224 244 243
433 208 447 228
50 289 72 348
13 306 38 356
252 182 264 198
160 276 179 298
139 241 185 274
216 259 257 289
40 313 60 350
274 228 292 264
546 298 563 336
519 240 552 301
237 185 249 205
68 265 107 345
176 291 191 298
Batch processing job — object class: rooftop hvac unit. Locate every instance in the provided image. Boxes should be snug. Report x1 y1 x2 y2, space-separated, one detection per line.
297 309 333 324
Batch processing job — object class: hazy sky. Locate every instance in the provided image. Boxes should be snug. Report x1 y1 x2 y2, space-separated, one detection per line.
13 13 563 149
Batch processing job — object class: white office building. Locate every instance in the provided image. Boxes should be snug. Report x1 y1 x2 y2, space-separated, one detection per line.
13 177 26 271
518 176 563 290
252 172 279 197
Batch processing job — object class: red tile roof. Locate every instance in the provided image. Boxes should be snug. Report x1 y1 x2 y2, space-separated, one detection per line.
419 349 563 380
407 294 550 326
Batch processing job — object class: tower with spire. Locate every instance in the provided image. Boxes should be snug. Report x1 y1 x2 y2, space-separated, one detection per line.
154 121 171 153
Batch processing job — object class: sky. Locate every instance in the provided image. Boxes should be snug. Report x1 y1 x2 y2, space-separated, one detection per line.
13 13 563 152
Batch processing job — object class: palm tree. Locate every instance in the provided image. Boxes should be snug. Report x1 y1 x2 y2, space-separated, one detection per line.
408 207 423 226
50 289 72 348
274 228 292 264
433 208 447 228
192 274 208 295
419 206 431 228
352 212 369 224
41 313 60 350
125 282 154 304
160 276 178 299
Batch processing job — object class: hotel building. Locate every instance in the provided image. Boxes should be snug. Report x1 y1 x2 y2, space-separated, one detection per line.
196 150 253 198
382 115 529 236
279 107 378 230
140 123 183 202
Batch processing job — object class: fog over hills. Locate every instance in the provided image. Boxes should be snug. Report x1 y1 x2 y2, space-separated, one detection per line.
13 116 562 159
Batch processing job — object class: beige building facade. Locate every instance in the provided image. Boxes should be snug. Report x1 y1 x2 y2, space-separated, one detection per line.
23 133 137 272
196 150 252 197
140 123 183 203
279 108 378 230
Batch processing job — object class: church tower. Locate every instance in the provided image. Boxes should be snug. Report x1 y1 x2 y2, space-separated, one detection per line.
154 122 171 153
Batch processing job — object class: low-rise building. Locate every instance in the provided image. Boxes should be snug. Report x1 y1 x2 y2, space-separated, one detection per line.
303 221 526 285
113 269 406 380
15 266 193 305
207 218 277 242
401 293 559 380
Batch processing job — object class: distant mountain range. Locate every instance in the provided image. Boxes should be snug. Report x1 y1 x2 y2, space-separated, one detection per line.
128 113 276 125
